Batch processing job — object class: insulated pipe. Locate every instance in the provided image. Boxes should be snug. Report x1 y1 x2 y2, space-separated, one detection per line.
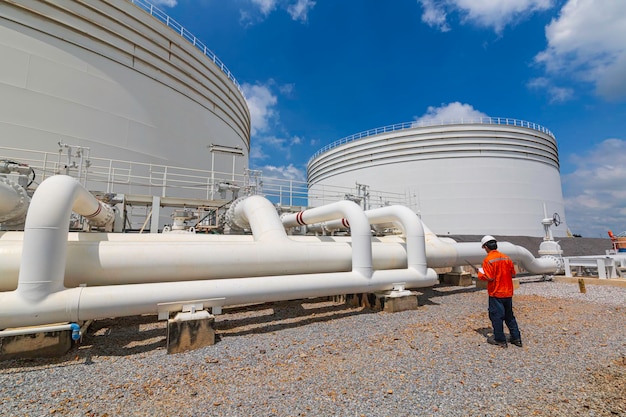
0 234 411 291
16 175 114 301
231 195 289 242
421 222 561 274
364 206 428 274
282 201 373 277
0 266 438 329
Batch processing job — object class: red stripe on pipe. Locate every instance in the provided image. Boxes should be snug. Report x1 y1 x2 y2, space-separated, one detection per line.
342 218 350 228
84 204 102 219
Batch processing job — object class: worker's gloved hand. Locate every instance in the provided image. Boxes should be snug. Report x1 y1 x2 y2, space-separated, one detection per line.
478 267 484 274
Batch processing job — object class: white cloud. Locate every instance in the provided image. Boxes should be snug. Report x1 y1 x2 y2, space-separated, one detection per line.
413 102 488 125
150 0 177 7
243 80 308 179
527 77 574 103
257 164 306 182
242 82 278 136
418 0 553 33
245 0 316 24
287 0 316 22
535 0 626 101
453 0 553 32
561 138 626 237
419 0 450 32
251 0 278 16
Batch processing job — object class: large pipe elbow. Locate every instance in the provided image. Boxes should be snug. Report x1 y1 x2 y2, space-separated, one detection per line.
17 175 114 300
497 242 562 274
230 195 289 242
365 205 429 275
282 200 373 277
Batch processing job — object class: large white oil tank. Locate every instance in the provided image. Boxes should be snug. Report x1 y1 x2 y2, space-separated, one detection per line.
0 0 250 177
307 119 568 237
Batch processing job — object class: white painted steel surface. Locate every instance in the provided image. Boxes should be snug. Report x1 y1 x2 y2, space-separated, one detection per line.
0 177 442 328
0 0 250 177
308 121 568 237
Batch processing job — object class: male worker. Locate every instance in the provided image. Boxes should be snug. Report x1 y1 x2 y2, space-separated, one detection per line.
477 235 522 348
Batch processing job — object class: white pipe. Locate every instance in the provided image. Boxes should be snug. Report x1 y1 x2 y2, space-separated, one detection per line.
421 222 561 274
17 175 114 301
282 201 373 277
0 323 80 340
0 265 441 329
364 205 428 273
0 234 413 291
231 195 289 242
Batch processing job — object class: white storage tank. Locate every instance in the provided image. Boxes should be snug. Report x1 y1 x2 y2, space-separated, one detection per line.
0 0 250 177
307 119 568 237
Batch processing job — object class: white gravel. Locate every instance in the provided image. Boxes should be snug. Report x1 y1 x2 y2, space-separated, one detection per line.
1 280 625 417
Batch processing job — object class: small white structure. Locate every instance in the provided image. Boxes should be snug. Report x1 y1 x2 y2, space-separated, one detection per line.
308 119 568 237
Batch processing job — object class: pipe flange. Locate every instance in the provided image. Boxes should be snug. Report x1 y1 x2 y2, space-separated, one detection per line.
0 176 30 224
540 254 564 275
224 197 249 231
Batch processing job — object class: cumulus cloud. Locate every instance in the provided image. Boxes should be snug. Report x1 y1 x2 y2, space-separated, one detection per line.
243 80 308 181
561 139 626 237
535 0 626 101
413 102 488 125
242 82 278 136
257 164 306 182
418 0 553 33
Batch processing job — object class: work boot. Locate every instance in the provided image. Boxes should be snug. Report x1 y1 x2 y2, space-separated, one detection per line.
510 339 523 347
487 337 507 348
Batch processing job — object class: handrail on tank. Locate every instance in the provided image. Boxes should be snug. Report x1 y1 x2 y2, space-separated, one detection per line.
128 0 242 94
307 117 556 165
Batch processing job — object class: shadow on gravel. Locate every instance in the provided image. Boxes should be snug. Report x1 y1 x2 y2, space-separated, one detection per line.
214 298 376 341
1 315 168 369
417 283 484 306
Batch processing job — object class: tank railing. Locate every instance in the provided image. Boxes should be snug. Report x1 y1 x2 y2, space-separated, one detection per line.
127 0 242 95
308 117 555 164
0 146 413 211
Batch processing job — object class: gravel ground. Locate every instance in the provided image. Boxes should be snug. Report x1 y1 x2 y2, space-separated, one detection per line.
1 280 625 417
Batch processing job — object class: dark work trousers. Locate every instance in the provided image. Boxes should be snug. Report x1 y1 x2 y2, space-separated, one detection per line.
488 296 521 342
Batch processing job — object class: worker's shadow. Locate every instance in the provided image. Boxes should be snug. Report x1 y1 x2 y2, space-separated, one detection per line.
474 327 492 338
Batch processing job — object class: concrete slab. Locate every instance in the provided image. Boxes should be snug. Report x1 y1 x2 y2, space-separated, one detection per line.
1 330 73 360
167 310 215 354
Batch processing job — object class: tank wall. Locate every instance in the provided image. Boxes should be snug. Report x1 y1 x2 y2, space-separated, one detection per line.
0 0 250 174
308 124 568 237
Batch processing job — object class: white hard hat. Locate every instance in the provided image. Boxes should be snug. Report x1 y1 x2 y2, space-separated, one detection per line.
481 235 496 246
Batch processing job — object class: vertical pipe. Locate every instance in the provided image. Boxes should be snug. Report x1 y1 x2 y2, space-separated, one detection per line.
16 175 113 301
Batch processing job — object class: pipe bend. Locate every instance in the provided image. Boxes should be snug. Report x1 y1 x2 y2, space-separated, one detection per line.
231 195 289 242
365 206 428 274
17 175 113 300
498 243 561 274
282 200 373 277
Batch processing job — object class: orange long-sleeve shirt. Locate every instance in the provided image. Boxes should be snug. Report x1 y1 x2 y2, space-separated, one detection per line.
477 249 516 298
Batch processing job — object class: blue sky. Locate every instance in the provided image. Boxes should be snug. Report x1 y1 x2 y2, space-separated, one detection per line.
150 0 626 238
